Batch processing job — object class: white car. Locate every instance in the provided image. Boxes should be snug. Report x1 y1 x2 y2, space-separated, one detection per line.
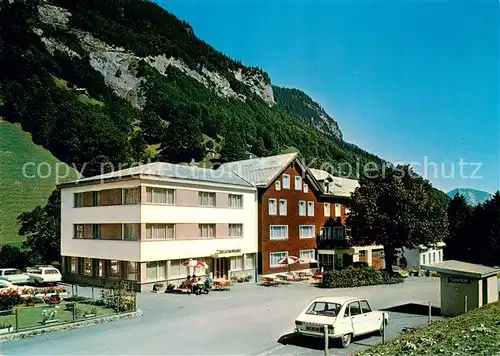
26 266 62 285
0 268 30 284
0 279 18 291
294 296 389 348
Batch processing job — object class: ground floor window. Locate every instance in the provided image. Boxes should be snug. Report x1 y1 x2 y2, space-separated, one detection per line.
438 250 442 262
146 261 166 281
270 251 288 268
319 254 334 269
107 260 120 278
70 257 76 273
169 259 189 279
359 250 366 262
230 256 243 271
80 258 92 275
244 254 255 270
126 262 137 281
94 259 103 277
300 249 315 261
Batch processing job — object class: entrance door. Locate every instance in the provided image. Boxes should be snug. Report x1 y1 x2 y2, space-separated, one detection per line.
215 258 229 279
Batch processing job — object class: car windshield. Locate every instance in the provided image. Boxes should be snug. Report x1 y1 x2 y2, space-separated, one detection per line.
306 302 342 317
4 270 22 275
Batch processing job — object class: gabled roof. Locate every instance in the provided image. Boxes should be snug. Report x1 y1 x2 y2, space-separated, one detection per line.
217 153 300 187
309 168 359 198
61 162 254 188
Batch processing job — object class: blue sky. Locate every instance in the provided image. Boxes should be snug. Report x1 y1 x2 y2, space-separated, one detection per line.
155 0 499 194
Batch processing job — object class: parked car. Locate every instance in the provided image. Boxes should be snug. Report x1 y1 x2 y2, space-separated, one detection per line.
25 266 62 285
0 279 18 292
0 268 30 284
294 296 389 348
392 266 409 278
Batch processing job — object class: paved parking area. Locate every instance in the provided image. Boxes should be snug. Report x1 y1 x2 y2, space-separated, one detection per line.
2 277 441 355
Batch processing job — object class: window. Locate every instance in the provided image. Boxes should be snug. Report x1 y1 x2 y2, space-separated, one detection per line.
170 259 190 279
307 201 315 216
299 225 315 239
359 300 372 314
123 187 140 204
270 225 288 240
74 224 84 239
70 257 76 273
228 194 243 208
94 260 103 277
199 224 216 238
92 191 100 206
230 256 243 271
295 176 302 190
270 252 288 268
303 183 308 193
146 261 166 281
126 262 137 281
198 192 215 206
275 181 281 191
300 249 315 260
123 224 139 240
433 252 436 263
229 224 243 237
92 224 101 239
324 203 331 217
268 199 277 215
334 203 341 217
333 227 345 240
74 193 84 207
306 302 342 317
320 227 330 240
438 250 442 262
422 254 426 265
146 187 174 205
145 224 175 240
245 254 254 270
279 199 287 216
108 260 120 278
349 301 361 316
82 258 92 275
282 174 290 189
298 201 306 216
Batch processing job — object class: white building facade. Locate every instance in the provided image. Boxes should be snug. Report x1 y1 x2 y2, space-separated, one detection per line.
60 163 258 292
402 242 446 272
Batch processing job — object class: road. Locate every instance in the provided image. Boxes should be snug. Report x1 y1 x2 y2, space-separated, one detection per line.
1 277 441 356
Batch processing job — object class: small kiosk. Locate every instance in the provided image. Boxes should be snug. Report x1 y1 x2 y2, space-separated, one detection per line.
423 260 500 317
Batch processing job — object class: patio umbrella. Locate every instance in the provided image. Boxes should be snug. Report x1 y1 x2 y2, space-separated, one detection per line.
183 259 208 276
299 257 318 264
278 256 299 273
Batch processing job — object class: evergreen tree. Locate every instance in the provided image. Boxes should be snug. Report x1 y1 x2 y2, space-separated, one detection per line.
347 164 448 272
219 127 248 162
444 193 472 261
472 192 500 266
159 113 204 163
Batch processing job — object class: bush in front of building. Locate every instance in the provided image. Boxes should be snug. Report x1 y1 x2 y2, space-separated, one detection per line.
320 266 404 288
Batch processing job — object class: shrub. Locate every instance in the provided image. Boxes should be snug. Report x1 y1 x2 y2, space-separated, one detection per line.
101 281 136 312
320 266 404 288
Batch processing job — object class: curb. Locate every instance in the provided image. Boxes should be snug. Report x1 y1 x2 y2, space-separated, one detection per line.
0 309 143 342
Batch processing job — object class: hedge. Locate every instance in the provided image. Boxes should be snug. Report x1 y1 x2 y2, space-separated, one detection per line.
320 266 404 288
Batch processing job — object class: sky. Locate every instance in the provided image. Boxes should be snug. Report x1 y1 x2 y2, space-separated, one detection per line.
155 0 499 194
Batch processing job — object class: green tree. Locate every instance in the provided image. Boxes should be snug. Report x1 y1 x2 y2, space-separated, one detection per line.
472 192 500 266
18 189 61 264
444 193 472 261
347 164 448 272
0 245 30 269
219 127 248 163
159 113 204 163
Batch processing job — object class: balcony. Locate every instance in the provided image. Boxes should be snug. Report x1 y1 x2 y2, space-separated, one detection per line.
317 238 351 250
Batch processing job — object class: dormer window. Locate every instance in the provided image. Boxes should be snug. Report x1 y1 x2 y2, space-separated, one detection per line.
324 182 330 193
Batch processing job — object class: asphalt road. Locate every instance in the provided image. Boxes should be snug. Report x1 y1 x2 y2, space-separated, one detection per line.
1 277 441 356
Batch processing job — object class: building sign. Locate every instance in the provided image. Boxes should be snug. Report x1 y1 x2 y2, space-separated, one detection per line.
448 276 472 284
215 249 241 255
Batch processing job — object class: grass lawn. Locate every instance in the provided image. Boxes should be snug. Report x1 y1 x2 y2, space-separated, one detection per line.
0 302 116 331
0 120 78 244
357 301 500 356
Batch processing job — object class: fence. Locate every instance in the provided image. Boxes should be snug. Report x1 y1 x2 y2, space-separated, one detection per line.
0 285 137 334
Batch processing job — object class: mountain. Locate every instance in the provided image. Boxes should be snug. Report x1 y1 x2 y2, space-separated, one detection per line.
0 0 447 243
447 188 493 206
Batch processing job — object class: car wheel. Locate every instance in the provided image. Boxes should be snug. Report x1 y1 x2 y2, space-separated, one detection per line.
340 333 352 348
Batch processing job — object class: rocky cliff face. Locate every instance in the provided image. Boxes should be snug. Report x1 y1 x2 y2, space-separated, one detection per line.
36 4 276 108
